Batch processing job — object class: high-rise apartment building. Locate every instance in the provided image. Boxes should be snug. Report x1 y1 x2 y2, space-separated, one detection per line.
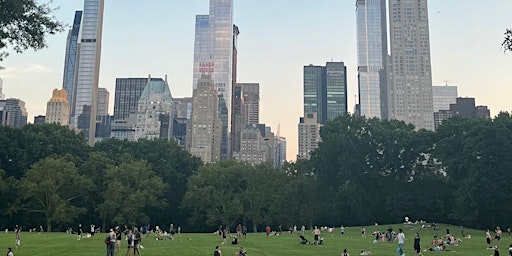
240 83 260 125
62 11 82 107
173 97 193 147
45 88 70 125
274 136 287 169
0 77 4 100
298 112 322 160
188 74 222 163
232 125 267 165
70 0 104 145
193 0 233 160
432 85 457 112
97 88 109 116
0 99 28 128
135 76 173 140
113 77 163 120
388 0 434 130
304 62 347 124
356 0 388 119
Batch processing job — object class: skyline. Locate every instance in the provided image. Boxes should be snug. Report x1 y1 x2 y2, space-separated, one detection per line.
1 0 511 161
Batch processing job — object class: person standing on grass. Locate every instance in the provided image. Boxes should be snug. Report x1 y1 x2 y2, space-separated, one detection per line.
7 247 14 256
266 225 271 239
487 229 493 248
15 227 20 249
361 227 366 238
106 228 116 256
125 230 134 256
242 225 247 239
413 233 421 255
77 224 83 240
341 248 350 256
313 226 321 244
133 227 141 256
340 225 345 236
397 228 405 256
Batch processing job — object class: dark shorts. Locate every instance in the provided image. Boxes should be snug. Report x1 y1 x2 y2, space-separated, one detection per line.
487 238 491 244
495 235 501 241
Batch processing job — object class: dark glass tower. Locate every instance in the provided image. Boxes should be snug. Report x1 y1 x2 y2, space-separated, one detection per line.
62 11 82 108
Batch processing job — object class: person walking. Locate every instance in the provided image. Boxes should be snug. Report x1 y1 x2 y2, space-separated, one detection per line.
414 233 421 255
106 228 116 256
15 227 20 249
397 228 405 256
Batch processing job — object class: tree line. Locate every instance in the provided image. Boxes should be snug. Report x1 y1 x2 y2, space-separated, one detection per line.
1 114 512 232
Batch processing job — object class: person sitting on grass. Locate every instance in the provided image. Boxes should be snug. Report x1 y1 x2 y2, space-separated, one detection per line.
341 248 350 256
237 246 247 256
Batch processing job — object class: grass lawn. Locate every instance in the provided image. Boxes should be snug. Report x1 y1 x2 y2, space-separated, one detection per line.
0 224 507 255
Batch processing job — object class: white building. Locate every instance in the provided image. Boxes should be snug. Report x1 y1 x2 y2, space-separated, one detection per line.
45 88 70 125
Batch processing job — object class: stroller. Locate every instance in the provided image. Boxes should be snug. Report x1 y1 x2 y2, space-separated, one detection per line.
299 235 309 245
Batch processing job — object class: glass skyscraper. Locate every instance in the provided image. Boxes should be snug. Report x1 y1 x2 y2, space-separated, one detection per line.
356 0 388 119
193 0 233 160
70 0 104 145
62 10 82 108
303 62 347 124
388 0 434 130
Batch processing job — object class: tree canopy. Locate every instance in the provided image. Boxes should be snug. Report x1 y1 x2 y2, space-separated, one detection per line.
0 0 64 62
504 28 512 52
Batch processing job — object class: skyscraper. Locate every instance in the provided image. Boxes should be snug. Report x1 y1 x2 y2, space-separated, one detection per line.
188 74 222 163
45 88 70 125
113 77 163 120
97 87 109 116
388 0 434 130
240 83 260 125
0 99 28 128
304 62 347 124
62 11 82 107
432 85 457 112
356 0 388 119
0 77 5 100
70 0 104 145
135 76 174 140
298 112 322 160
193 0 233 160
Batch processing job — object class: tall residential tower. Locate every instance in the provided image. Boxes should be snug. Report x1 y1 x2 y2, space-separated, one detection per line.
70 0 104 145
388 0 434 130
356 0 388 119
62 11 82 107
193 0 233 160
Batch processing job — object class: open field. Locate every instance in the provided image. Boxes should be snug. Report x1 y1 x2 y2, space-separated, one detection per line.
0 224 508 255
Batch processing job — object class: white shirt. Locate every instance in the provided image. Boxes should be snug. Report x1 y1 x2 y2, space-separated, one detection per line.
398 232 405 244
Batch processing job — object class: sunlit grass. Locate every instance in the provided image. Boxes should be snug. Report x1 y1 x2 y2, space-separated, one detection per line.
0 224 505 255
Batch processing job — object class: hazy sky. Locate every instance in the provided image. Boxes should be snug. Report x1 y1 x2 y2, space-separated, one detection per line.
1 0 511 161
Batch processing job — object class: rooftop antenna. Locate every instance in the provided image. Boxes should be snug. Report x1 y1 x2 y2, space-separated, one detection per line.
443 80 450 86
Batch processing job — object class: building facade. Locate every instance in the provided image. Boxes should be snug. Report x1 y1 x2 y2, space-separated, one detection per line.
193 0 233 160
304 62 347 124
298 112 322 160
387 0 434 130
135 76 173 140
0 99 28 128
356 0 388 119
70 0 104 145
173 97 193 147
62 11 82 107
45 88 70 125
97 87 109 116
188 75 222 163
113 77 163 121
0 77 4 100
432 85 457 112
233 125 267 165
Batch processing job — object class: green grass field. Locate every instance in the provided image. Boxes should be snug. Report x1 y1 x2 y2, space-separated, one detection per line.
0 224 507 255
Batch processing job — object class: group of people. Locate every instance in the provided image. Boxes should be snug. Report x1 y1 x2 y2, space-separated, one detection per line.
104 226 142 256
213 245 247 256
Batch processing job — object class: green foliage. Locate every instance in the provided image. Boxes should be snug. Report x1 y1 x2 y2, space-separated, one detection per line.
0 0 64 62
18 156 92 231
0 124 89 178
97 159 166 227
503 28 512 52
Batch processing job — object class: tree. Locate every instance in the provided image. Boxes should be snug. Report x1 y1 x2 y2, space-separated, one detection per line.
97 159 166 227
503 29 512 52
18 156 92 231
0 0 64 62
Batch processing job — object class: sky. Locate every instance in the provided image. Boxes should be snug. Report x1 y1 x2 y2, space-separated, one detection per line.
1 0 511 162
